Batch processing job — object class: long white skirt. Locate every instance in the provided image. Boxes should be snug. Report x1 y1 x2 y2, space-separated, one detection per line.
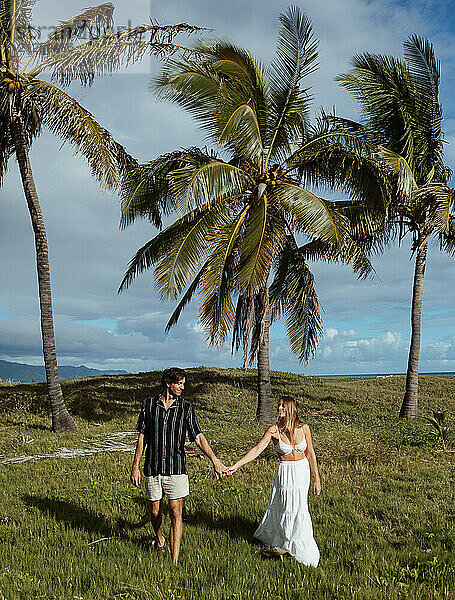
254 458 320 566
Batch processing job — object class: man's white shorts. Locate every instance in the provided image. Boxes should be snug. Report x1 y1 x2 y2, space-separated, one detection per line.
145 474 189 501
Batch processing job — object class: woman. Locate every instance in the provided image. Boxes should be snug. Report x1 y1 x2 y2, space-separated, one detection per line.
227 396 321 565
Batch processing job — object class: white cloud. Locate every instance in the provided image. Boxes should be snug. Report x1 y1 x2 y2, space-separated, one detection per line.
325 328 339 340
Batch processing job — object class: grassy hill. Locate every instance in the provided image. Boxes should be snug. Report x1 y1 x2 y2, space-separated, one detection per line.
0 368 454 599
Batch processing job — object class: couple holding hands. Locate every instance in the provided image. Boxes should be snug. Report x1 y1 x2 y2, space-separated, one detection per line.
131 368 321 566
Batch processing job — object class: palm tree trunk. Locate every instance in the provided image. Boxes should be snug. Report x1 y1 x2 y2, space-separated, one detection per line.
11 104 77 432
400 234 428 419
256 286 274 422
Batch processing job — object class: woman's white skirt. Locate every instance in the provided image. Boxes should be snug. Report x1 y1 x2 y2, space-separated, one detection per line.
254 458 320 566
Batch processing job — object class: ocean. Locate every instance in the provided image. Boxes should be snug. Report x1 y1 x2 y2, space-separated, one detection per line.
316 372 455 378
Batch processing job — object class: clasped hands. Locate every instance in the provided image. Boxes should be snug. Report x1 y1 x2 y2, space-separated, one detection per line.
223 464 238 476
212 459 238 479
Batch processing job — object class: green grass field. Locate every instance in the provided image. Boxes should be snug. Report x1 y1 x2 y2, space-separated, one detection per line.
0 368 454 599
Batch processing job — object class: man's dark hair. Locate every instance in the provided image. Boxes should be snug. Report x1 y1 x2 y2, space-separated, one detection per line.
161 367 187 390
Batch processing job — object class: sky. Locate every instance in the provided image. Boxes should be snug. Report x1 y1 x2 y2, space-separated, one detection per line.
1 0 455 376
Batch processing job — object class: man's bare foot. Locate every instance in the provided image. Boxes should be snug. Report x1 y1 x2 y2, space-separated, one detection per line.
154 535 166 552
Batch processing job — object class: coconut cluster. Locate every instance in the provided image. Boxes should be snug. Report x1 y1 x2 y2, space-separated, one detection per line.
240 161 290 187
1 68 23 92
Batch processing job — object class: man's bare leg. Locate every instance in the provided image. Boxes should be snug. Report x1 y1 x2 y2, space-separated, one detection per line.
149 499 165 547
169 498 183 564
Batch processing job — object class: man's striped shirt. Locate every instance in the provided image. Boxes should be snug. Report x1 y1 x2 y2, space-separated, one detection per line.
136 394 202 476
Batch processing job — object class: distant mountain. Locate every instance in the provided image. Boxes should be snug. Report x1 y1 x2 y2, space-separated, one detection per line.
0 360 128 383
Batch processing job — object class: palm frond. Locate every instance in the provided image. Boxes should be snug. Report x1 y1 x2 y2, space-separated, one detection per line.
4 0 40 54
201 41 266 93
197 206 251 344
217 100 264 165
272 181 346 245
119 232 171 294
438 217 455 257
231 292 255 365
403 35 439 97
119 204 223 294
28 79 135 189
285 122 391 215
36 3 115 58
184 40 269 161
120 148 211 229
230 290 273 367
330 201 395 255
165 262 208 332
247 292 269 365
403 36 444 181
200 41 269 143
269 235 323 362
0 80 41 180
436 187 455 233
171 158 252 211
0 0 12 45
411 182 454 233
198 249 236 346
0 101 14 182
267 94 309 164
0 0 37 54
287 196 379 272
153 56 223 141
322 114 368 136
284 123 374 172
153 204 228 300
0 79 43 180
337 46 446 184
308 235 375 279
337 53 418 160
267 6 317 163
237 195 285 292
374 146 417 198
210 204 250 293
36 22 203 86
270 6 318 89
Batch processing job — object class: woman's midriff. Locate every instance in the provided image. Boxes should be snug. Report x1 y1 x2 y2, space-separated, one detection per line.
279 452 307 462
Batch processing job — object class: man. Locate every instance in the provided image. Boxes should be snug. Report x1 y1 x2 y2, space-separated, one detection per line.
130 367 226 564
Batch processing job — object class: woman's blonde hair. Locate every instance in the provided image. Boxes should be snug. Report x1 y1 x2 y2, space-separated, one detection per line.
277 396 301 449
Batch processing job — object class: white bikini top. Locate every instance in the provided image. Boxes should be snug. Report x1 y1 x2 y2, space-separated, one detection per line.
275 424 307 456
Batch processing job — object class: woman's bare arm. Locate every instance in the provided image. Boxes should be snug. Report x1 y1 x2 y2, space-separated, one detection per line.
227 426 275 473
303 424 321 496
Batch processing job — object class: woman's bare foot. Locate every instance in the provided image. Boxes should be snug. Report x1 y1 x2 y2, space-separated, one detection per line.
261 547 288 559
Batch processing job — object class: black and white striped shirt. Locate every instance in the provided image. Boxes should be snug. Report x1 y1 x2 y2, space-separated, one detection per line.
136 394 202 476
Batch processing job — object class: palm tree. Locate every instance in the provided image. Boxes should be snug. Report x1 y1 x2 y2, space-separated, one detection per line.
119 7 375 421
336 36 455 417
0 0 201 431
